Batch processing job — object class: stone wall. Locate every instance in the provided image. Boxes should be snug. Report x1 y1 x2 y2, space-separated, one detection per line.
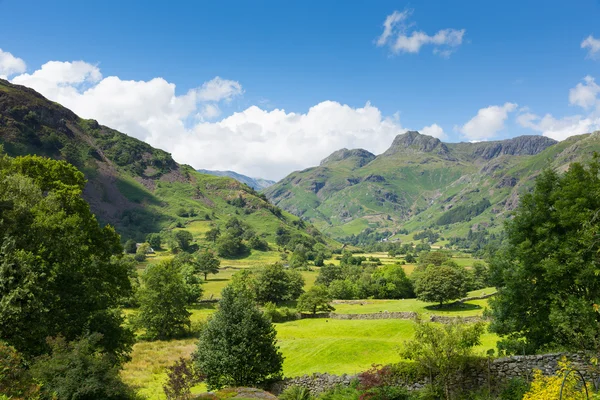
298 312 417 320
271 353 599 395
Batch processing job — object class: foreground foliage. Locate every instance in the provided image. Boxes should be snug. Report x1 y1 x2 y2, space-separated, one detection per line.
489 158 600 353
0 151 133 362
195 286 283 390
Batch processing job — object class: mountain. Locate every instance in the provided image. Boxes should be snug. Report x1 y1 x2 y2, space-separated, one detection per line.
264 130 600 242
197 169 276 190
0 78 335 248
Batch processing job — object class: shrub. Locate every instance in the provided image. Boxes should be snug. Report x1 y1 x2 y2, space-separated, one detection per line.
279 385 314 400
0 341 40 399
499 378 530 400
263 302 298 323
30 334 133 400
522 358 587 400
163 357 205 400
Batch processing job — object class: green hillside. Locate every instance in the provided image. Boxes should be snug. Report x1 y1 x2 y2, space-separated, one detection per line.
265 130 600 243
0 78 335 249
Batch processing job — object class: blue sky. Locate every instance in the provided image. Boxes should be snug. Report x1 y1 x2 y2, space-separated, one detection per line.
1 0 600 179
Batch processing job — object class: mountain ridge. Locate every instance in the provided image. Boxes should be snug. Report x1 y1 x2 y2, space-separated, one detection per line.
196 169 276 190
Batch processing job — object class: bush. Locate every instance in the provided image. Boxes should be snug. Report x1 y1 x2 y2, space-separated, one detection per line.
263 302 298 323
279 385 313 400
522 358 587 400
163 357 205 400
499 378 530 400
30 334 133 400
0 341 40 398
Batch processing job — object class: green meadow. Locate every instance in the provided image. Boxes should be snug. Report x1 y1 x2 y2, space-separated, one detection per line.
121 284 498 399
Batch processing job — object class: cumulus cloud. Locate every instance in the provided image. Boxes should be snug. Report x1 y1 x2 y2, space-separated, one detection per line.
0 49 27 79
569 76 600 109
421 123 446 139
517 76 600 140
457 103 517 141
581 35 600 59
10 59 405 180
376 9 465 57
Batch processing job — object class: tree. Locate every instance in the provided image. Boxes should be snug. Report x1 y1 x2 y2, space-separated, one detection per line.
289 244 308 269
248 234 269 251
174 230 194 252
315 264 343 286
371 264 414 299
196 249 221 280
195 286 283 390
137 261 191 339
0 341 39 398
489 160 600 353
297 285 335 315
205 226 221 243
0 154 133 362
254 263 304 304
134 242 149 262
401 320 485 399
413 264 468 307
30 334 133 400
124 239 137 254
146 233 162 250
216 233 247 258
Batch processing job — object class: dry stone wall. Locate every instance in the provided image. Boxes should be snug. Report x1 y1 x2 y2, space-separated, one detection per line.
271 353 599 395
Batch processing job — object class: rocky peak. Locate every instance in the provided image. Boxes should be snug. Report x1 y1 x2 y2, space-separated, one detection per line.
454 135 558 160
383 131 451 157
320 148 376 168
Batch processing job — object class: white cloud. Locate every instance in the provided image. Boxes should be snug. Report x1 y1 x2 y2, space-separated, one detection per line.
0 49 27 79
568 76 600 109
195 76 243 102
517 112 600 141
458 103 517 141
518 76 600 140
421 123 446 139
581 35 600 59
10 59 405 180
376 10 465 57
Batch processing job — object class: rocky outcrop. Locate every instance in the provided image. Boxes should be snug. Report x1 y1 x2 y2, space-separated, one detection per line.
320 148 376 168
383 131 452 158
453 135 557 161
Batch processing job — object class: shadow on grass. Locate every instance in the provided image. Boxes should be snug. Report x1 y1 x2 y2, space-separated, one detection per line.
188 303 218 311
423 302 482 313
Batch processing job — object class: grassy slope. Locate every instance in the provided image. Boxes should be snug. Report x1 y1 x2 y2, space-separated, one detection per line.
0 78 335 247
265 132 600 241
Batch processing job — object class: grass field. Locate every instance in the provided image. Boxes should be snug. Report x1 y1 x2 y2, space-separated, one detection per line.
121 286 497 399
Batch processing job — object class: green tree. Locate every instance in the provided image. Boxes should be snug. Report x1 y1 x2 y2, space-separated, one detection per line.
124 239 137 254
297 285 335 315
216 233 247 258
315 264 344 286
0 154 133 362
137 261 191 339
413 264 468 307
0 341 39 399
254 263 305 304
146 233 162 250
30 334 133 400
289 244 308 269
134 242 149 262
402 320 485 399
248 234 269 251
174 230 194 252
196 249 221 280
205 226 221 243
195 286 283 390
489 160 600 353
371 264 414 299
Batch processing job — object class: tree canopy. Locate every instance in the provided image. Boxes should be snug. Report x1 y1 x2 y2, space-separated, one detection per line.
488 159 600 353
0 153 133 362
195 286 283 390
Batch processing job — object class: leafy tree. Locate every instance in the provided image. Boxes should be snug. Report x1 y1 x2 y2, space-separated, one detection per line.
297 285 335 315
413 264 469 307
315 264 343 286
137 261 191 339
289 244 308 268
405 253 416 263
417 251 451 269
146 233 162 249
134 242 149 262
248 234 269 251
196 249 221 280
0 154 133 362
205 226 221 243
0 341 40 398
30 334 133 400
254 263 304 304
163 358 205 400
402 320 485 399
174 230 194 252
194 286 283 390
216 233 247 258
371 264 414 299
489 160 600 353
328 279 357 300
124 239 137 254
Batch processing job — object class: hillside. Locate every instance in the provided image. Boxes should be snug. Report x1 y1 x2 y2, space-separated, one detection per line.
0 78 332 247
197 169 276 190
264 130 600 242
